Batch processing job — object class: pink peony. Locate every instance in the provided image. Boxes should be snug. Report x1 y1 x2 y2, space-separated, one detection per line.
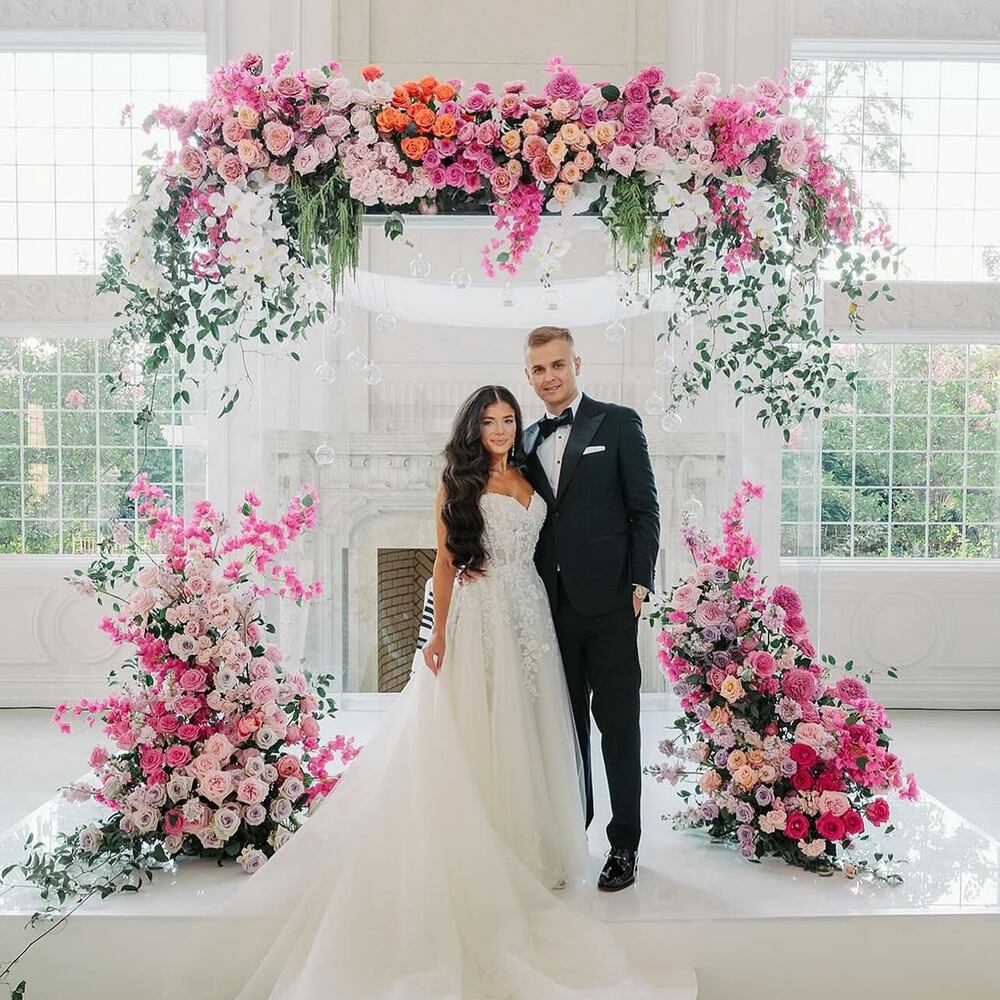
273 74 305 101
293 145 320 175
771 585 802 614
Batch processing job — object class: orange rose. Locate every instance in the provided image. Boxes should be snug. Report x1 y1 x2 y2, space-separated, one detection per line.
419 75 438 96
375 109 397 133
500 130 521 154
432 114 457 138
392 87 410 108
434 82 457 102
412 107 436 132
400 136 430 161
404 81 422 98
361 64 383 82
393 109 410 131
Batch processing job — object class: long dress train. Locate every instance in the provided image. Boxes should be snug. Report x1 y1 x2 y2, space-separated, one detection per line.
169 491 695 999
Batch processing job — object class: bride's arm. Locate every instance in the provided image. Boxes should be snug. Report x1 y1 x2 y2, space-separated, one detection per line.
423 483 456 674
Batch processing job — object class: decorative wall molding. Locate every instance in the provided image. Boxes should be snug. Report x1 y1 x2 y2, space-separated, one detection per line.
824 281 1000 333
0 0 205 31
818 564 1000 709
0 277 119 328
793 0 1000 40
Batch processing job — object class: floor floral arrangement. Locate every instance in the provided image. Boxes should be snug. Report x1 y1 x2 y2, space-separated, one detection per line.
0 479 357 999
647 482 918 879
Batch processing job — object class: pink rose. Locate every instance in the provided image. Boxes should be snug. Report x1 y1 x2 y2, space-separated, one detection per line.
217 153 246 185
650 104 678 131
748 650 776 676
817 791 851 818
865 798 891 826
221 117 246 147
816 812 846 842
622 103 650 133
276 755 301 778
680 116 704 140
174 695 201 716
754 76 785 108
782 668 818 703
236 138 267 168
314 134 334 161
250 679 279 706
636 143 668 173
164 744 192 768
178 668 208 692
499 94 522 118
776 116 804 144
237 776 268 805
207 145 225 169
671 584 700 612
139 746 164 773
778 140 807 172
273 75 305 101
639 66 665 90
771 585 802 614
293 145 320 174
178 146 207 181
155 713 179 734
177 723 200 742
299 103 325 130
199 769 234 806
835 676 868 705
319 116 347 142
623 79 650 104
745 155 766 181
490 166 516 195
606 145 636 176
693 601 726 628
127 588 158 619
544 70 584 102
262 121 294 157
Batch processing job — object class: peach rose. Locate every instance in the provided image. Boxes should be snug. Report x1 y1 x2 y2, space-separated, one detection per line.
521 118 540 136
592 122 616 147
221 117 246 147
236 106 259 129
262 121 294 157
559 162 582 184
178 146 207 181
547 137 568 163
727 750 748 770
552 182 573 202
532 155 559 183
500 130 521 154
559 122 583 145
734 765 757 790
217 152 246 184
699 769 722 793
706 705 732 730
720 675 746 703
575 149 595 171
550 98 573 120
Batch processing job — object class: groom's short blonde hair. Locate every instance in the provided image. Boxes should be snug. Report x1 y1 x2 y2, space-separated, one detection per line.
525 326 575 352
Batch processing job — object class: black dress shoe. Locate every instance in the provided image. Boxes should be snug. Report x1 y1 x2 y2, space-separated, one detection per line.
598 848 637 891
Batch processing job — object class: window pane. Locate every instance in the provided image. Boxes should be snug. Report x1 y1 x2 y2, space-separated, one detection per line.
792 54 998 280
4 44 204 274
0 337 204 554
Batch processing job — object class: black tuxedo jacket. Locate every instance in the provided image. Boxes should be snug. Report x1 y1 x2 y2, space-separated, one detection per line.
523 393 660 617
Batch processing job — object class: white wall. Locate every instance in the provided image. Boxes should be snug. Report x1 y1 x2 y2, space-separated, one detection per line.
2 0 999 707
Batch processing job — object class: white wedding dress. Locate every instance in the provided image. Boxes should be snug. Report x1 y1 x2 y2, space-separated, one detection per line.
176 491 694 1000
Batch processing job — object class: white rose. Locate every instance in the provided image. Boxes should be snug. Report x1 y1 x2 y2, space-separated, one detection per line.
269 796 293 822
238 846 268 874
211 805 242 840
243 803 267 826
78 824 104 855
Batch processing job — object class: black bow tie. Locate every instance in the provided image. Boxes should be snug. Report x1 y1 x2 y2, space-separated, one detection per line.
538 409 573 439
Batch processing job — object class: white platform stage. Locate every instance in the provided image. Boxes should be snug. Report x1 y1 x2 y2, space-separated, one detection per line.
2 703 998 1000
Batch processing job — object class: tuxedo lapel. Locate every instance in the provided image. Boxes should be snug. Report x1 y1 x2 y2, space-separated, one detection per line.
556 394 605 504
523 421 556 507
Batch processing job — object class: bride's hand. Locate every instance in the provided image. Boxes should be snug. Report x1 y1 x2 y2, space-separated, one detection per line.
422 631 445 675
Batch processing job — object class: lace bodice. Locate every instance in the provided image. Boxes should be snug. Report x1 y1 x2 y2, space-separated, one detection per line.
479 491 547 571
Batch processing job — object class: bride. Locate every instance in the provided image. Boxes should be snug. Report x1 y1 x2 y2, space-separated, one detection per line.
176 386 693 1000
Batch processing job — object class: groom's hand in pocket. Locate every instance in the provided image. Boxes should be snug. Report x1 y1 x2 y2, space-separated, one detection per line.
423 631 445 675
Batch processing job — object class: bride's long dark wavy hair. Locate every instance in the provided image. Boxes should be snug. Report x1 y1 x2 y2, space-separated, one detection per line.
442 385 526 574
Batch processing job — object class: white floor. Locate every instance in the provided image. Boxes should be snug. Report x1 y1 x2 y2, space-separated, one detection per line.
1 702 998 1000
1 703 998 842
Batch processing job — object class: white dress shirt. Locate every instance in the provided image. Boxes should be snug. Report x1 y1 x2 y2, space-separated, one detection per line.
535 391 582 496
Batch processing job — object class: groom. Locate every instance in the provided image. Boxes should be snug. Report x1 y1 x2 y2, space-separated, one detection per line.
522 325 660 891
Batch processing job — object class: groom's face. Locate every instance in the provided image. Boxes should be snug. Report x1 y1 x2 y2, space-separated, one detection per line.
525 340 581 413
